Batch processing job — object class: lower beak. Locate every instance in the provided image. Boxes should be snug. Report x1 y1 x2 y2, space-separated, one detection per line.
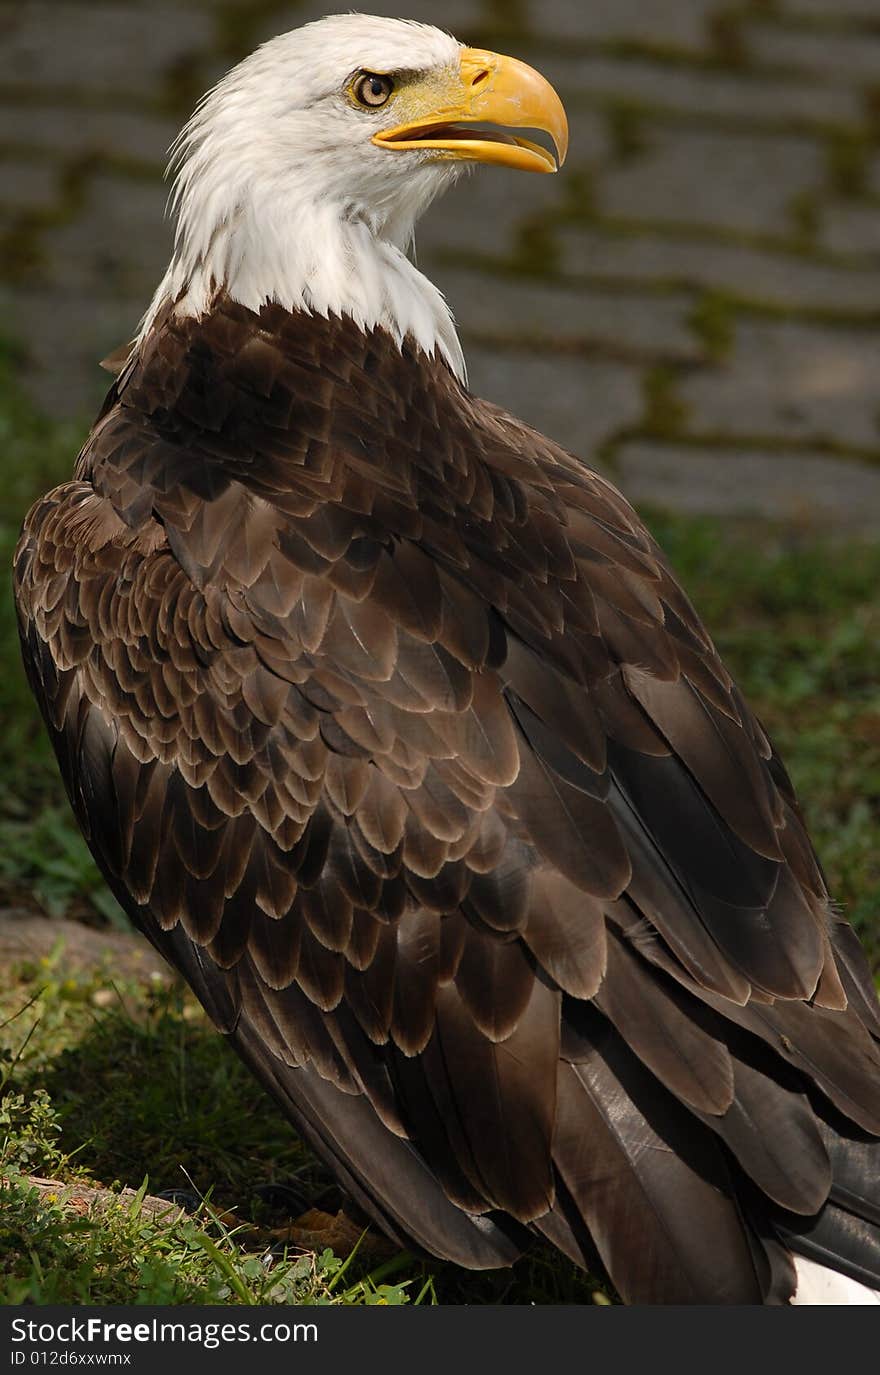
372 48 569 175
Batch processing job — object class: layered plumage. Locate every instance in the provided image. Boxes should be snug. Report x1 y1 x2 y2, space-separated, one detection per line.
13 15 880 1304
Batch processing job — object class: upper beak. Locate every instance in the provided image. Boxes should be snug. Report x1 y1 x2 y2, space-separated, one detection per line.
372 48 569 175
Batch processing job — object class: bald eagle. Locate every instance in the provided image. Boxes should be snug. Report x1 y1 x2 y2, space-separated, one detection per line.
13 15 880 1305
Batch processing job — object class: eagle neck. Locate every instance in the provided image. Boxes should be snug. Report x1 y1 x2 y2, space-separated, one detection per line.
137 199 466 386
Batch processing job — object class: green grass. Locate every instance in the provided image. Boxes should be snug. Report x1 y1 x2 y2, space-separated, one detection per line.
0 958 609 1306
0 341 877 1304
0 966 396 1305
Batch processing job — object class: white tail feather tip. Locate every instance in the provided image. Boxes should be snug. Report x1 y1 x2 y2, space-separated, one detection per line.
792 1256 880 1305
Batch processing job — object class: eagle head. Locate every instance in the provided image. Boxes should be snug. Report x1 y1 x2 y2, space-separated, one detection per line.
144 13 568 379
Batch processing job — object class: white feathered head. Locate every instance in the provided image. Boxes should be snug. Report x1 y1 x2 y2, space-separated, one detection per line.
143 14 568 377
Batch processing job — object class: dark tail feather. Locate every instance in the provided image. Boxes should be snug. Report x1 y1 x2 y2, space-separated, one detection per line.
770 1110 880 1291
778 1205 880 1293
554 1014 770 1304
231 1017 526 1270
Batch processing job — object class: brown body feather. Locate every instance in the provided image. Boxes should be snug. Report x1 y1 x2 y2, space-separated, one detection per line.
14 297 880 1302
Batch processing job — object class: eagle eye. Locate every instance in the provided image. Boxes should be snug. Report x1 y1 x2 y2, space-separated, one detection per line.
353 72 394 108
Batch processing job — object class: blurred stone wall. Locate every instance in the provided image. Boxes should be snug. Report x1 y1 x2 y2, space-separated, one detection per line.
2 0 880 530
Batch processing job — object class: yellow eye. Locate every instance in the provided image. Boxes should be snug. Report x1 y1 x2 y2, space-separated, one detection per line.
353 72 394 108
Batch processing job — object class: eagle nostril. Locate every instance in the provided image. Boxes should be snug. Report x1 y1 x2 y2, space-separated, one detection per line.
471 68 490 88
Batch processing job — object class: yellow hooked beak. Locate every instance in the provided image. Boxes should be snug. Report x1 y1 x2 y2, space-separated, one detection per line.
372 48 569 175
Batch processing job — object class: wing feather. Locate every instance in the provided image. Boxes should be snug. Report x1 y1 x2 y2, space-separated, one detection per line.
554 1038 765 1303
15 297 880 1299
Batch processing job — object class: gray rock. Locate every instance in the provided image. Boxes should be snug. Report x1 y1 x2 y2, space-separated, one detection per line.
433 265 701 360
465 347 643 457
22 1176 184 1225
4 0 880 538
820 203 880 263
417 164 569 262
559 227 880 313
413 105 608 265
782 0 880 13
538 54 859 128
41 174 171 297
254 1 490 46
743 22 880 81
0 158 59 212
617 441 880 535
0 908 167 983
0 104 178 169
599 128 823 237
517 0 721 50
3 284 145 419
549 105 610 170
679 319 880 450
0 2 215 96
